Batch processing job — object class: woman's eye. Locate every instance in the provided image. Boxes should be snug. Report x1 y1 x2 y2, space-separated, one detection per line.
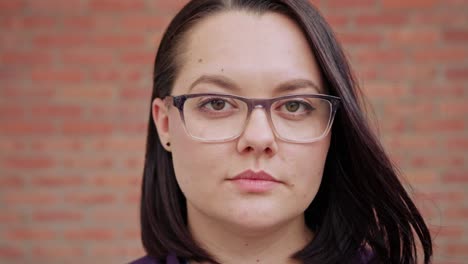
209 99 226 110
200 98 233 111
281 101 311 113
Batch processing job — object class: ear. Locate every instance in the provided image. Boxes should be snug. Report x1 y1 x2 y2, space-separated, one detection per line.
152 98 171 152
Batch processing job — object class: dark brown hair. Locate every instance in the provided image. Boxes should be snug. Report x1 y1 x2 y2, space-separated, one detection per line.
140 0 433 263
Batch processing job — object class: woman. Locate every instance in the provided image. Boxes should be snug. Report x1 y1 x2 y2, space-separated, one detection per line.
132 0 433 263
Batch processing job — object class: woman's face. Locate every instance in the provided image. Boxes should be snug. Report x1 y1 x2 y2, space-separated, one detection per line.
153 11 330 231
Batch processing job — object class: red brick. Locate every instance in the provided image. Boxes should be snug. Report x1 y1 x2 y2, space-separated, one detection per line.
2 192 59 206
412 47 468 63
354 14 407 27
32 245 84 258
90 209 138 223
442 171 468 183
444 29 468 42
384 102 434 118
2 157 54 170
378 65 436 80
120 52 155 65
31 175 84 187
387 28 440 46
118 121 147 135
33 34 89 48
6 229 56 240
0 176 25 188
120 15 169 30
444 243 468 255
89 105 147 121
61 52 115 65
0 105 24 119
433 225 464 239
92 35 145 48
62 122 114 135
31 69 85 83
89 0 146 12
1 51 53 65
444 208 468 220
27 0 85 13
123 228 140 240
55 85 115 101
64 228 114 240
32 210 83 222
90 137 145 152
328 0 376 9
30 138 83 152
336 31 382 46
90 173 139 189
423 190 465 202
324 15 349 28
384 135 438 151
61 157 113 170
351 49 405 64
90 70 121 82
151 0 189 11
0 139 25 152
126 157 144 169
21 16 56 29
446 137 468 150
412 11 467 27
361 82 408 98
125 191 140 204
383 0 437 9
0 212 22 224
1 86 55 98
404 170 439 185
0 246 23 259
439 100 468 117
65 193 116 205
412 119 464 133
0 1 25 12
446 67 468 80
120 87 152 100
30 104 83 119
410 155 464 168
412 84 464 97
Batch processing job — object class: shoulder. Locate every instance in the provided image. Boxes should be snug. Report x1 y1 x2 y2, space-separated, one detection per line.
128 254 183 264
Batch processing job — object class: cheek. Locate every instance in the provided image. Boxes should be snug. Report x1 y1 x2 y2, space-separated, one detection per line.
168 114 228 195
284 139 330 203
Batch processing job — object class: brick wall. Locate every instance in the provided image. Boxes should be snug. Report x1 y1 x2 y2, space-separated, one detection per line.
0 0 466 263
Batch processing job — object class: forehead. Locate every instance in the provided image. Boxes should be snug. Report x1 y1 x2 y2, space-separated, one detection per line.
173 11 323 95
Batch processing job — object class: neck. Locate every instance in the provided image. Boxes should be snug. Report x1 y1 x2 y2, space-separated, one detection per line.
187 205 313 264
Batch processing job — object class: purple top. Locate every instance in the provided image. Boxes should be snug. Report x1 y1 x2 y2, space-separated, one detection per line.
130 250 373 264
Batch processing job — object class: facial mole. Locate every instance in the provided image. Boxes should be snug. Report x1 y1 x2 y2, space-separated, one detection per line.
221 68 224 72
244 243 249 246
198 58 203 63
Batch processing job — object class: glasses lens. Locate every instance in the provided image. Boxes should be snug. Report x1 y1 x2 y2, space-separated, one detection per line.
181 95 333 142
183 95 248 141
271 97 332 142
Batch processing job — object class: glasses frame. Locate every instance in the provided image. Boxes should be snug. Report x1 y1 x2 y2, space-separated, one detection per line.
164 93 341 143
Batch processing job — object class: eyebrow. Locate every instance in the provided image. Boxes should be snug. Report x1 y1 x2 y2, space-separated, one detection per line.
188 74 322 94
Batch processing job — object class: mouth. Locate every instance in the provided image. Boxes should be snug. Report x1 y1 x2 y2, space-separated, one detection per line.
228 170 282 193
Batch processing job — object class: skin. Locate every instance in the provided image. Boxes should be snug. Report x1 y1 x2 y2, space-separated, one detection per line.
153 11 330 264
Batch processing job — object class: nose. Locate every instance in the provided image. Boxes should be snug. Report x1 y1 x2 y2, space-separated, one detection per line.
236 107 278 157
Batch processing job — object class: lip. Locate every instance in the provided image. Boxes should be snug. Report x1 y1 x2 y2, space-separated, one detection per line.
228 170 282 193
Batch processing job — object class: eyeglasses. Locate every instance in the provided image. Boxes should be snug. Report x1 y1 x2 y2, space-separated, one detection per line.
164 93 340 143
